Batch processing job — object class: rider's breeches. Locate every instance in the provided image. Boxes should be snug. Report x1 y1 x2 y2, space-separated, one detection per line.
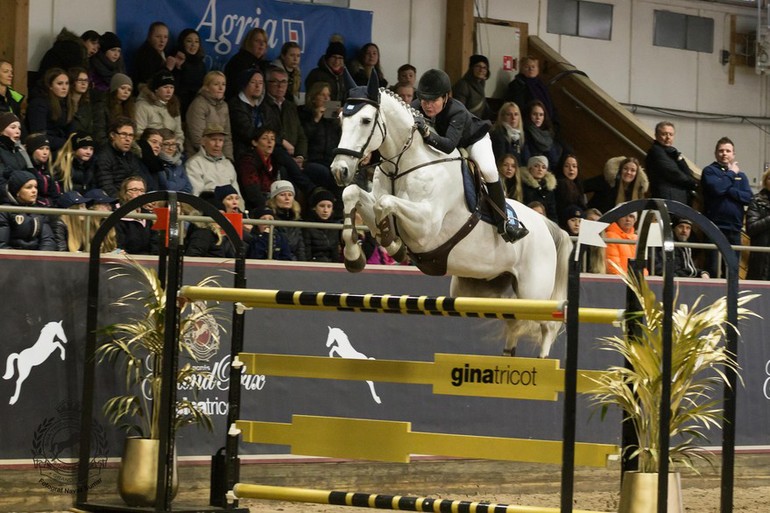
467 134 499 184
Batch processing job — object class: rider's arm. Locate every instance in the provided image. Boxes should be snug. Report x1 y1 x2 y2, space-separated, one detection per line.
422 115 464 154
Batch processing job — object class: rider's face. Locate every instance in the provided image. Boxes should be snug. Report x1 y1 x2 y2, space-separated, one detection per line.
420 96 445 118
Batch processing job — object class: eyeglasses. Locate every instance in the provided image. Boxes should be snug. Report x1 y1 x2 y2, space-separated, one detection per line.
114 132 135 139
127 187 146 193
269 80 289 85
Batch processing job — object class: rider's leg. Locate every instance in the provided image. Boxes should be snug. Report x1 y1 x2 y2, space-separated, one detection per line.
468 136 528 243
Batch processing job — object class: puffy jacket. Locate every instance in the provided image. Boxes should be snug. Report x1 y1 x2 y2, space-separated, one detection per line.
746 188 770 280
135 86 184 146
700 161 752 233
302 211 340 262
184 88 233 159
605 222 638 275
645 141 697 205
0 135 32 189
94 144 143 196
520 165 558 223
0 194 56 250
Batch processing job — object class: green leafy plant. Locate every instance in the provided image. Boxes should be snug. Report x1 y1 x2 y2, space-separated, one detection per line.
96 258 224 438
590 269 759 473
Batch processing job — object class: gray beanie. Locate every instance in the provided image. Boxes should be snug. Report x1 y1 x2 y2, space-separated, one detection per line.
527 155 549 169
110 73 133 92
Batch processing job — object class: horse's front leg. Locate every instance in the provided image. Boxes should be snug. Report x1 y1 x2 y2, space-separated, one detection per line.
55 342 66 360
340 185 375 273
375 196 442 248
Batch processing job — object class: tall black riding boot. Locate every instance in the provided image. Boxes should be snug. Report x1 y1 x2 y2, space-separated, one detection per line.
488 180 528 243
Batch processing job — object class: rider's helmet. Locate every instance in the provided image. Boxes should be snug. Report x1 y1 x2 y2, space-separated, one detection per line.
416 69 451 101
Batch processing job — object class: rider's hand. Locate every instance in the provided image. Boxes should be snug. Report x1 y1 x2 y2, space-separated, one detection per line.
414 117 431 138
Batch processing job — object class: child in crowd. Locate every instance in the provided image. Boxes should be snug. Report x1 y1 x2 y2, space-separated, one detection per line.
302 187 341 262
25 133 61 206
53 131 96 193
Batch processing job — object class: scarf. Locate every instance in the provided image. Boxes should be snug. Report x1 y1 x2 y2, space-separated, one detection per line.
525 123 553 153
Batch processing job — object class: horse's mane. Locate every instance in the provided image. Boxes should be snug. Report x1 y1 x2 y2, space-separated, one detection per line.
380 87 420 120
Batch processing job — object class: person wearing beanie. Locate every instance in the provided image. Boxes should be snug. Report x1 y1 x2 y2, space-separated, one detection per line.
305 37 349 102
91 73 135 148
25 133 61 207
560 204 584 236
88 31 126 94
521 154 558 223
0 170 56 250
52 131 96 193
0 112 32 190
651 217 709 279
213 184 240 211
0 59 25 120
224 27 270 100
302 187 340 262
266 179 305 260
135 69 184 146
452 54 492 120
245 205 293 260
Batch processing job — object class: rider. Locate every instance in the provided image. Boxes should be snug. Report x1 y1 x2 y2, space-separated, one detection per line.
412 69 528 243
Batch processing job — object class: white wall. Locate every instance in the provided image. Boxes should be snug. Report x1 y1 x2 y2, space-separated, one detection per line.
27 0 770 185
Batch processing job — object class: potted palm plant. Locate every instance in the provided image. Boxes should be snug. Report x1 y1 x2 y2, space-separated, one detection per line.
589 269 758 513
96 258 224 507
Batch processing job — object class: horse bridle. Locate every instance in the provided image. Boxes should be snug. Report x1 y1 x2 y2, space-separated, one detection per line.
332 98 386 160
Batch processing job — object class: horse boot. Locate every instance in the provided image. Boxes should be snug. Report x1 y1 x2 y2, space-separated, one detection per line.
488 181 528 243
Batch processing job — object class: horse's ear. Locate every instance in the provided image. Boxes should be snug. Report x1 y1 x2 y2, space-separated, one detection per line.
367 68 379 101
343 68 357 93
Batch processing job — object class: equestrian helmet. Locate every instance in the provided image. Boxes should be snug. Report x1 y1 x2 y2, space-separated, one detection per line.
417 69 451 101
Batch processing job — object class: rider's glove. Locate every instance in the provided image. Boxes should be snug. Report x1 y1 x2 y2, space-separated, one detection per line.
414 117 431 138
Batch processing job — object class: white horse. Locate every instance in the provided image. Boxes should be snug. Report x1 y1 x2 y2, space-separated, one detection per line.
325 326 382 404
330 75 572 358
3 320 67 405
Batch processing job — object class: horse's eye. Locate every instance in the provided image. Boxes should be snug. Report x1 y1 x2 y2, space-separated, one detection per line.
361 118 372 125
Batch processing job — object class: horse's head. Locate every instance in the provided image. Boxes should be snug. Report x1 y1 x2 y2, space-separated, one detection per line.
325 326 348 348
331 69 385 186
49 320 68 344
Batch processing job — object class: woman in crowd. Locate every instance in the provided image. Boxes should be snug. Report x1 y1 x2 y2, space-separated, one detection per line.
133 21 176 87
136 128 166 192
52 131 96 193
489 101 524 163
25 133 60 207
135 70 184 146
26 67 73 154
52 190 92 252
554 153 586 225
746 167 770 280
497 153 522 202
173 28 207 118
68 67 95 135
0 59 24 118
298 81 342 193
115 176 156 254
0 170 56 250
521 99 562 171
302 187 340 262
157 128 192 193
520 155 557 222
84 188 118 252
305 40 348 102
560 204 583 237
92 73 135 147
272 41 302 103
0 112 31 187
452 54 492 120
266 180 306 261
89 31 125 95
185 71 233 159
585 156 649 215
225 28 270 99
236 127 284 213
349 43 388 88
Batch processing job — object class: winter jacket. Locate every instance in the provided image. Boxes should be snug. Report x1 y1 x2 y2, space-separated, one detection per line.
273 207 306 261
489 124 523 163
521 123 563 171
605 222 638 275
185 147 243 207
159 151 193 193
584 156 650 215
116 217 157 255
185 88 234 159
263 95 308 158
298 106 340 165
302 212 341 262
645 141 698 205
184 223 236 258
173 53 206 117
26 96 72 152
224 49 269 100
235 149 283 212
228 93 281 161
0 86 24 118
411 96 489 153
30 161 61 207
247 228 293 260
452 72 492 120
0 193 56 250
89 52 126 94
0 136 32 189
56 157 96 194
93 144 143 196
305 57 348 102
701 161 752 233
555 177 586 223
746 188 770 280
134 85 184 146
520 166 558 222
132 42 167 87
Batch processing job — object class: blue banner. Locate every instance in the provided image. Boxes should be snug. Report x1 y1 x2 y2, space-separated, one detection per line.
116 0 373 90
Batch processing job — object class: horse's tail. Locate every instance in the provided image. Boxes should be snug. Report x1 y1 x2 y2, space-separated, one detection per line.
3 353 18 380
545 218 573 302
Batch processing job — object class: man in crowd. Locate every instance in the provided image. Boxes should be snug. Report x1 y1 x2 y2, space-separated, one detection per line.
645 121 698 206
94 117 142 196
186 123 243 211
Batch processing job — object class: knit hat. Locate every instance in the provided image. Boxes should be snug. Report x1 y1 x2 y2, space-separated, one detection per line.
99 31 122 51
110 73 133 92
7 170 36 198
25 133 50 155
469 54 490 77
57 190 93 208
202 123 229 137
254 207 274 219
237 68 263 92
527 155 548 169
270 180 295 199
150 70 175 90
0 112 20 133
214 184 239 204
673 217 693 228
325 41 346 59
563 205 584 221
309 187 335 206
84 188 118 204
71 132 95 150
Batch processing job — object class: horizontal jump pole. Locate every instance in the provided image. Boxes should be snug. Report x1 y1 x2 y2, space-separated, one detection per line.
232 483 607 513
179 286 624 324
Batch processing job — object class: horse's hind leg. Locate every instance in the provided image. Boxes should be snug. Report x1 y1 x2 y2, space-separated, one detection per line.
538 321 563 359
8 365 29 405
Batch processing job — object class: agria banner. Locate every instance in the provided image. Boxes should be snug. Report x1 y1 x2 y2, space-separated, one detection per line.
116 0 373 87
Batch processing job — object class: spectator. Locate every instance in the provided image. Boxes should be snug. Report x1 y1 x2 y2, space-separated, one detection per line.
173 28 207 118
645 121 698 206
271 41 302 103
52 190 93 252
700 136 752 277
302 188 341 262
264 66 307 168
585 156 649 215
224 28 269 100
25 133 61 207
504 56 557 125
561 204 583 237
84 188 118 252
26 67 73 154
228 68 279 160
89 32 125 95
521 99 562 171
395 64 416 88
235 127 282 213
605 211 642 275
746 167 770 280
582 207 607 274
266 180 306 261
157 128 192 193
185 70 232 159
115 176 156 255
521 155 557 223
132 21 177 88
135 70 184 146
94 117 142 196
52 131 96 193
68 67 95 135
136 128 167 192
184 196 240 258
653 217 709 278
0 113 32 188
92 73 135 148
80 30 100 58
305 39 348 102
36 28 88 82
527 200 546 215
185 123 242 205
554 154 586 225
298 81 342 193
0 60 24 119
247 206 293 260
497 153 522 202
349 42 388 88
452 54 492 120
0 170 56 250
489 101 524 163
394 83 415 104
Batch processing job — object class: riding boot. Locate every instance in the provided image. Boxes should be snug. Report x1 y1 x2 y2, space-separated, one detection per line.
488 180 528 243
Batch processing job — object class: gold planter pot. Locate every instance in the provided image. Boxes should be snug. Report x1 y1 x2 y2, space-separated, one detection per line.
618 472 683 513
118 437 178 507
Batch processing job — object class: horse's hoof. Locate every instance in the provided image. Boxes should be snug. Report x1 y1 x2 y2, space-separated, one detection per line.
502 347 516 357
392 243 408 263
345 253 366 273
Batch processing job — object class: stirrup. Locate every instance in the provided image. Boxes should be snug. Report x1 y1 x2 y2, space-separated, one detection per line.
499 221 528 243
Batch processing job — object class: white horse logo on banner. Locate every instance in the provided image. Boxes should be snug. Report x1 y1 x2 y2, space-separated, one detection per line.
3 321 68 405
325 326 381 404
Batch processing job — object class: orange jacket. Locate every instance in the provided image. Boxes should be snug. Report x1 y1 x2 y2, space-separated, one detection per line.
605 222 639 275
